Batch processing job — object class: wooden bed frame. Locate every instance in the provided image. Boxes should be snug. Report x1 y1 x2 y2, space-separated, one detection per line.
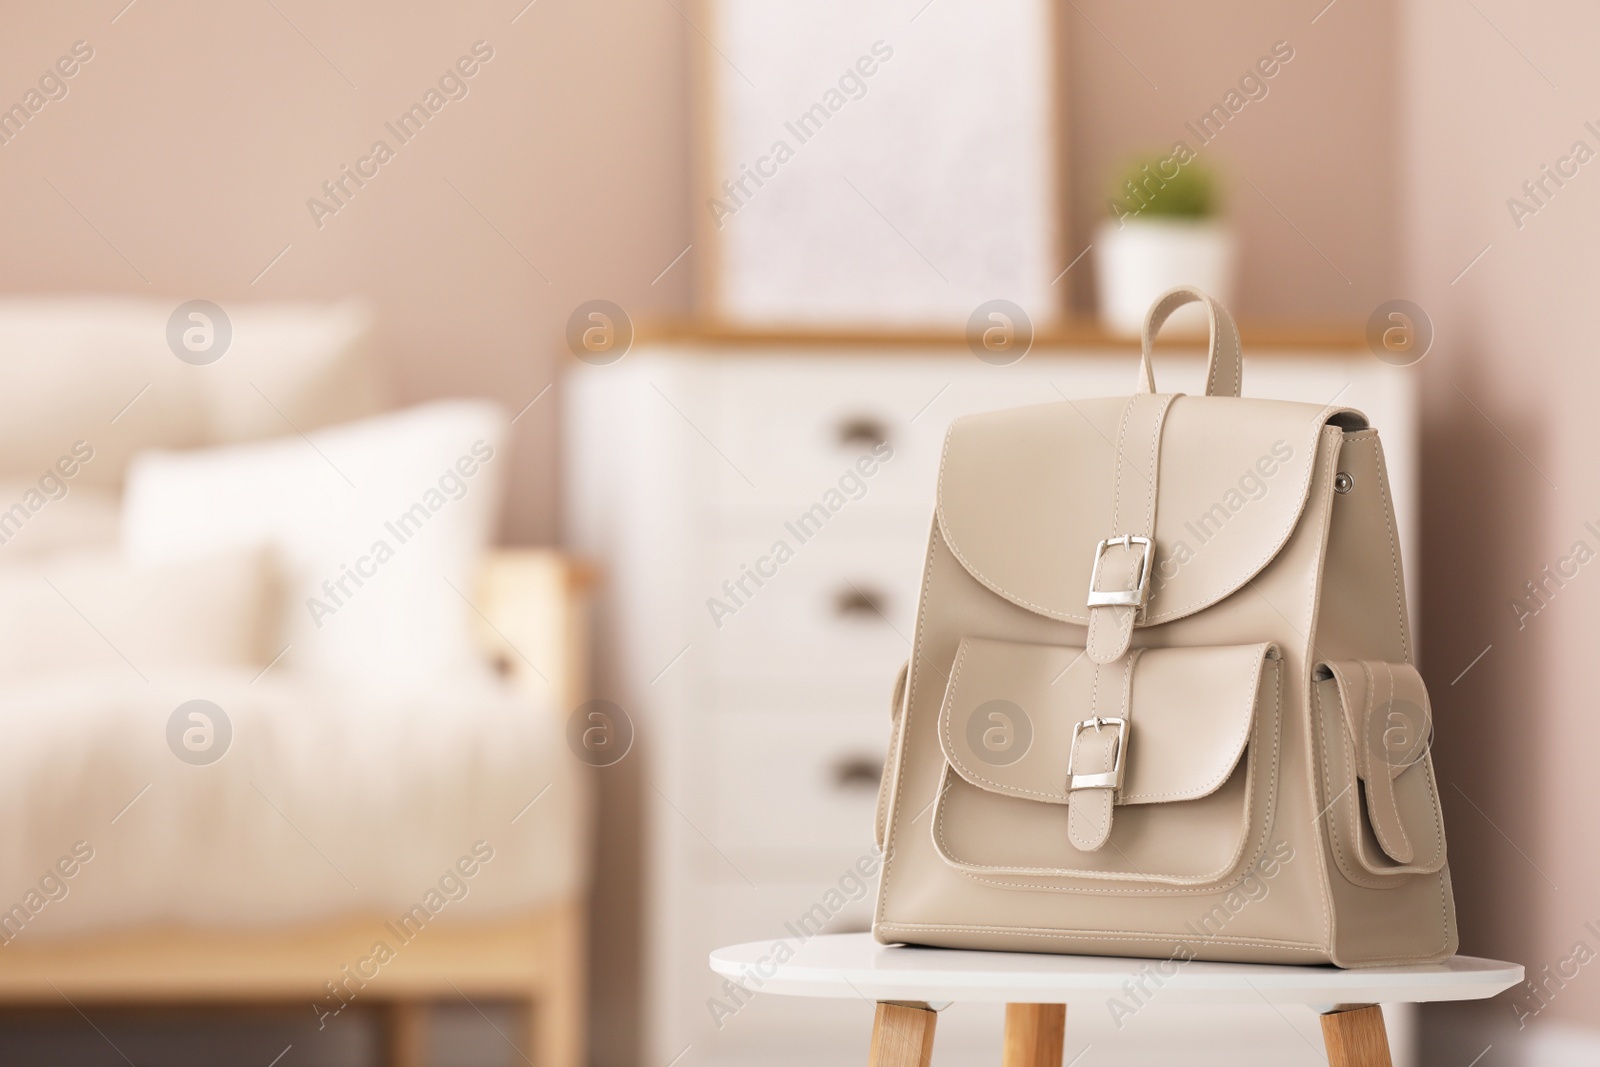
0 549 592 1067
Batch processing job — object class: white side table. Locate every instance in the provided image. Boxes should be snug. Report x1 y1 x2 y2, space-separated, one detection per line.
709 933 1521 1067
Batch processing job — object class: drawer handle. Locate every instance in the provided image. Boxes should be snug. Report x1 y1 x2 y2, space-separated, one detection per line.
836 416 890 451
835 586 887 619
831 755 883 790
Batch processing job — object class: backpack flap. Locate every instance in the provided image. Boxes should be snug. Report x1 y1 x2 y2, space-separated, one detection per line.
932 637 1282 887
936 395 1360 633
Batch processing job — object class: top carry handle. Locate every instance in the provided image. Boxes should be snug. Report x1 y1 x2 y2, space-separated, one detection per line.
1134 286 1243 398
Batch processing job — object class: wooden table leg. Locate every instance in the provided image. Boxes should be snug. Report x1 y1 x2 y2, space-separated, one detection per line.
1320 1004 1393 1067
868 1002 937 1067
383 1000 428 1067
1003 1004 1066 1067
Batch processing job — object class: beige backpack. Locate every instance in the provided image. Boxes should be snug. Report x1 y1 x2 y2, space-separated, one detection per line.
873 288 1456 967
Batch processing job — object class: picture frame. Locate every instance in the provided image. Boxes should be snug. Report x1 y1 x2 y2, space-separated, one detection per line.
692 0 1064 329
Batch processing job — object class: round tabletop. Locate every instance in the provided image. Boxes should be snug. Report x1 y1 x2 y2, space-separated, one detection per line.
709 933 1522 1007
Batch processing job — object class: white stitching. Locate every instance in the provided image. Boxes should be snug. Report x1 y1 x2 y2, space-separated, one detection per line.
874 520 945 927
1089 393 1174 660
1332 668 1403 889
1225 311 1241 396
1207 301 1218 396
939 641 1067 801
935 766 1248 889
1066 659 1109 850
1149 416 1332 620
1365 661 1411 861
1109 398 1137 533
874 659 909 852
1086 397 1144 660
1366 435 1412 663
1075 652 1136 850
1300 432 1342 950
1121 645 1262 802
1315 677 1396 892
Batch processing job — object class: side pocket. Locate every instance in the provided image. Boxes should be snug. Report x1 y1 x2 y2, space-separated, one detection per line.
1313 660 1446 885
875 659 910 853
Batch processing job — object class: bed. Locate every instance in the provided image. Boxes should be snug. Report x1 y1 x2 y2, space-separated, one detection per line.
0 549 592 1067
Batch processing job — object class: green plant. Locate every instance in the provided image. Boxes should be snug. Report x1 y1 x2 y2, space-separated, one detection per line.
1108 156 1218 221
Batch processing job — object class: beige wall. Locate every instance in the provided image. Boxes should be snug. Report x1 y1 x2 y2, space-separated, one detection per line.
1063 0 1402 321
1404 0 1600 1040
0 0 694 546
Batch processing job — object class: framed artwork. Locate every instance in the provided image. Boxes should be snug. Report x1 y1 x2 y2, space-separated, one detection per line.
695 0 1063 328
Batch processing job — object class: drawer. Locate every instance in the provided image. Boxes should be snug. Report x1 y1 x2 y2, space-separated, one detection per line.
708 359 953 509
706 354 1137 509
711 709 890 856
704 537 924 682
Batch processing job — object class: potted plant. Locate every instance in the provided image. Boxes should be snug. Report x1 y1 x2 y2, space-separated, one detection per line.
1094 156 1235 335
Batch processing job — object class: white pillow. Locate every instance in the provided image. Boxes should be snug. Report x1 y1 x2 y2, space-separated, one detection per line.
0 301 205 489
122 402 507 691
0 547 272 682
194 300 385 445
0 298 381 489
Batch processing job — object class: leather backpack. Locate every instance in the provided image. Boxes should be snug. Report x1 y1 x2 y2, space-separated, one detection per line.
873 288 1456 967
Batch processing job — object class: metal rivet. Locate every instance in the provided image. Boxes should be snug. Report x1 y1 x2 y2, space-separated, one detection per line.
1334 472 1355 494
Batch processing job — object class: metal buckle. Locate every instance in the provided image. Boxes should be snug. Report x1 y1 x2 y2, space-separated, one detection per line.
1067 716 1128 792
1086 535 1154 610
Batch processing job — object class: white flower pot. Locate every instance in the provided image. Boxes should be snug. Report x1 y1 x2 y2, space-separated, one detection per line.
1094 219 1237 336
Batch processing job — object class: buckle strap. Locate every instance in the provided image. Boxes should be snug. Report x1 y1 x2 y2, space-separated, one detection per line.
1066 652 1140 851
1086 393 1174 664
1320 659 1432 866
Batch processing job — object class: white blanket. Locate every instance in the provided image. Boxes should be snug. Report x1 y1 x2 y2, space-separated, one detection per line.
0 665 588 939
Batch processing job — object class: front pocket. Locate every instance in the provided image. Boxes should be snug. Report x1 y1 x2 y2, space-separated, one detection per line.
932 638 1282 889
1313 660 1445 885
